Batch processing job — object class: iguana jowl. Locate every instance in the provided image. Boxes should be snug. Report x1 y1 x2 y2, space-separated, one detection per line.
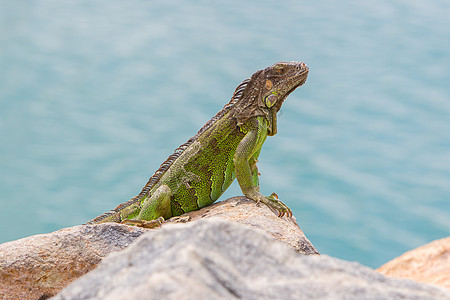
88 61 309 228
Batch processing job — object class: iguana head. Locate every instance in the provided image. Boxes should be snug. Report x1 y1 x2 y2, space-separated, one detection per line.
233 61 309 135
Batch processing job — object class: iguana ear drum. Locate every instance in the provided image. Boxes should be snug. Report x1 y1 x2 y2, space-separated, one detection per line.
264 94 278 108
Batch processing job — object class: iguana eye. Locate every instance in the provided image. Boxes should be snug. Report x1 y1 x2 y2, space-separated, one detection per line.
274 66 286 75
264 94 278 108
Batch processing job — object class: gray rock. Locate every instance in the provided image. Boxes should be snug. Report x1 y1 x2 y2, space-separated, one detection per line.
0 197 316 299
53 219 450 300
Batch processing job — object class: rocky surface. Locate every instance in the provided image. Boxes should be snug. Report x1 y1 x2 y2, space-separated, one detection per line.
167 196 318 254
0 197 316 299
378 237 450 290
53 219 450 300
0 223 147 300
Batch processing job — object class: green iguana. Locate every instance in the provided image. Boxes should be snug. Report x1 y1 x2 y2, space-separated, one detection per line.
87 61 309 228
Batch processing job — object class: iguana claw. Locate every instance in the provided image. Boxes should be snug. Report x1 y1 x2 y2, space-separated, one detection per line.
266 192 292 218
121 216 165 228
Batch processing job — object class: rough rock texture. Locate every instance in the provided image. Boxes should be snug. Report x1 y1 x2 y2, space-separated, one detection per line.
0 197 316 299
168 196 318 254
378 237 450 290
0 223 147 300
52 219 450 300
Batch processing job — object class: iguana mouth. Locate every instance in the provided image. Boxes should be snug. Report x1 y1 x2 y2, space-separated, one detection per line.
282 67 309 99
273 66 308 112
285 77 307 97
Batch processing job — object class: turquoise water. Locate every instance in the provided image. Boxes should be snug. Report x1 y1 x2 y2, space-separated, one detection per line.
1 1 449 268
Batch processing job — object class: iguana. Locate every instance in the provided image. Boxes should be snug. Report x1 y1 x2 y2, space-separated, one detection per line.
87 61 309 228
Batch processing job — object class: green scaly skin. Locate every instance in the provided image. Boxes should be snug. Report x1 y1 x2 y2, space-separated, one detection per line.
87 61 309 228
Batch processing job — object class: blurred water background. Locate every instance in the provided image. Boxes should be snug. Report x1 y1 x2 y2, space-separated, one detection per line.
1 0 449 268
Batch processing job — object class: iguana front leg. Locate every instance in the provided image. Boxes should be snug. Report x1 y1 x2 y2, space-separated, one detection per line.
234 120 292 218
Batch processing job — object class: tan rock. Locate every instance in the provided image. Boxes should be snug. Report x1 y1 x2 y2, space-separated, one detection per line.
168 196 318 254
377 237 450 290
0 197 316 299
0 223 147 300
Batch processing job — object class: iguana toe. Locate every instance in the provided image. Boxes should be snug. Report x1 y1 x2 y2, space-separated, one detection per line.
121 216 165 228
266 192 292 218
